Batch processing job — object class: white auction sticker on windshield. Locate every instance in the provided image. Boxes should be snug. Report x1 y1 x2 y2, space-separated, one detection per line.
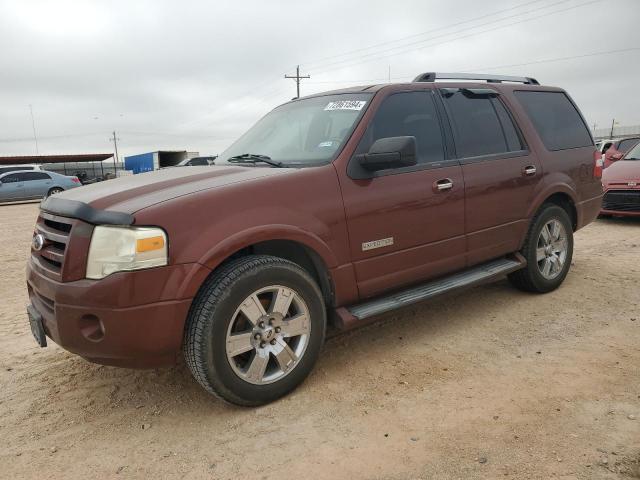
324 100 367 111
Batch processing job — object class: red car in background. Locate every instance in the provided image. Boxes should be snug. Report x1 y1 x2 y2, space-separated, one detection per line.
601 142 640 217
602 137 640 169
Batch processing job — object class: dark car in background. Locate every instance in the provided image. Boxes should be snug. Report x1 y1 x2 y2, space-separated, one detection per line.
176 156 217 166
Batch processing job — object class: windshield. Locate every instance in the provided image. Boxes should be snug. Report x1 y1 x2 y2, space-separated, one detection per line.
217 93 372 166
625 142 640 160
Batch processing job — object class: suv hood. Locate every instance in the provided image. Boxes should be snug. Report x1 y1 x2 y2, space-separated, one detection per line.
43 166 290 221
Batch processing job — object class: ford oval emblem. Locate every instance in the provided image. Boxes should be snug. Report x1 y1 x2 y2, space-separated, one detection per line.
32 233 45 251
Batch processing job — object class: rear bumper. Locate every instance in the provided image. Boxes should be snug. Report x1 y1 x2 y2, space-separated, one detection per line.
576 194 604 230
26 258 210 368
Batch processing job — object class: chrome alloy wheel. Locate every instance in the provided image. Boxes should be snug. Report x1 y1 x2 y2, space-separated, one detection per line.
225 286 311 385
536 219 568 280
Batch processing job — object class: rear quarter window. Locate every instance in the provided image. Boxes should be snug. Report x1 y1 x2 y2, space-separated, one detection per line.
514 91 592 151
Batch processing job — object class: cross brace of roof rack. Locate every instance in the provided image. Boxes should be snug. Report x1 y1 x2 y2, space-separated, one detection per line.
413 72 539 85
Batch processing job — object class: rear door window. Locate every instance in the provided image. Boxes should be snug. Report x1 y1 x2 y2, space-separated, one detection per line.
441 91 523 158
514 91 592 151
21 172 50 181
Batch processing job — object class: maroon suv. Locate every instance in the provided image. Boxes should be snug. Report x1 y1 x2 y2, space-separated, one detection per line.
26 72 602 405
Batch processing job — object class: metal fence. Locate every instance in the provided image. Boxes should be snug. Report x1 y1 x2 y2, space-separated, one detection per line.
593 125 640 141
43 161 125 182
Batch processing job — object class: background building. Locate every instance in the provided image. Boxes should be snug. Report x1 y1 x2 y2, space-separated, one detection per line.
124 150 199 174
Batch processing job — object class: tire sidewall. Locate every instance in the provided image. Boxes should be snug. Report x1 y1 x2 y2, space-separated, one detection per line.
524 205 574 292
200 261 325 404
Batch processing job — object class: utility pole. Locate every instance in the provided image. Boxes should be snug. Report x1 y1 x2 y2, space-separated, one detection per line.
609 118 618 139
29 104 39 155
285 65 310 99
110 131 120 174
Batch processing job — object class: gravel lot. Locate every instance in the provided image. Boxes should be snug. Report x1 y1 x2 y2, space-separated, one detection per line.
1 202 639 479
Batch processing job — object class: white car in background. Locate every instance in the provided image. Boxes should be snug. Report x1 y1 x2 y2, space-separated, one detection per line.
0 164 45 175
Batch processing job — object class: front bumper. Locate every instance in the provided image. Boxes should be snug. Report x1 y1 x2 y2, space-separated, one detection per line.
600 188 640 217
26 258 210 368
600 208 640 218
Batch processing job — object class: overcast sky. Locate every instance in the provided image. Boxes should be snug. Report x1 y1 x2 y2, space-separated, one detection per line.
1 0 639 160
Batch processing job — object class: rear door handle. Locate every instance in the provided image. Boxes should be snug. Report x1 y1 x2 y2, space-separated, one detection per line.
523 165 537 176
434 178 453 192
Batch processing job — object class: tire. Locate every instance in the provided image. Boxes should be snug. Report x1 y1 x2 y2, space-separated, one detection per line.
508 204 574 293
183 255 326 406
47 187 64 197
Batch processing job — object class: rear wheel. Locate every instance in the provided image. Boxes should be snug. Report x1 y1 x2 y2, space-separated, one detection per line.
184 255 326 406
47 187 64 197
508 204 573 293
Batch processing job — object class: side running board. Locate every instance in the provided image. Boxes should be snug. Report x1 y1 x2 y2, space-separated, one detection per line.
336 256 525 329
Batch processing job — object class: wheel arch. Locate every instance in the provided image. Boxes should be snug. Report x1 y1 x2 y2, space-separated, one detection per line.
542 192 577 231
196 227 338 308
47 186 65 196
527 185 578 231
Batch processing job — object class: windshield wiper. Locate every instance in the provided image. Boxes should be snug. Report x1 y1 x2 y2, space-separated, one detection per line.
227 154 284 168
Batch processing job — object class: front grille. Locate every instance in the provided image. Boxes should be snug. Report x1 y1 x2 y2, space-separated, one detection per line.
602 190 640 212
31 212 75 280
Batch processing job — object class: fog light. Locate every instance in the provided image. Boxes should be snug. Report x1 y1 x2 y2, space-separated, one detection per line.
79 314 104 342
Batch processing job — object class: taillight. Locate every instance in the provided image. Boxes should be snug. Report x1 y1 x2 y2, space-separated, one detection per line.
71 177 81 184
593 151 603 179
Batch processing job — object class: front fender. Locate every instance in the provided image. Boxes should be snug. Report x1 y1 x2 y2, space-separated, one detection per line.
197 224 339 272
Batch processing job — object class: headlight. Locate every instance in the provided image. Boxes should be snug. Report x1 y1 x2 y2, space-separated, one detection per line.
86 226 168 279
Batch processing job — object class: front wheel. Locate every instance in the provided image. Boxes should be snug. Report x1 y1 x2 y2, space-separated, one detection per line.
184 255 326 406
508 204 574 293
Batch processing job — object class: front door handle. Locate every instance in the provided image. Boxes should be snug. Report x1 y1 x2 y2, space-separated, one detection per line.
434 178 453 192
523 165 537 176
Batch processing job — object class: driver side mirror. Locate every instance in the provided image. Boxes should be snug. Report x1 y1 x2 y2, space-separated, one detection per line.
611 152 623 161
356 136 417 171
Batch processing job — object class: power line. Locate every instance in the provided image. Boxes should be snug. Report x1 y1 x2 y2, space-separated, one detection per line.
180 0 569 129
301 0 553 70
0 132 107 143
308 0 600 75
465 46 640 72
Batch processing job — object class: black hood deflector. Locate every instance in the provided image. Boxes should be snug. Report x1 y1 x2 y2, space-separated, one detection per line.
40 197 134 225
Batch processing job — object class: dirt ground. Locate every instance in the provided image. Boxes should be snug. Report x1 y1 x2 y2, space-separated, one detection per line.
1 202 639 480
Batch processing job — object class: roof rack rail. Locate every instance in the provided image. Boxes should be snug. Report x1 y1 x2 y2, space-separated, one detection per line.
413 72 539 85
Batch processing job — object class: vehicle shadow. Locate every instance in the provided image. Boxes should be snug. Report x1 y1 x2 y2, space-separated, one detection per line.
24 277 528 422
598 215 640 226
